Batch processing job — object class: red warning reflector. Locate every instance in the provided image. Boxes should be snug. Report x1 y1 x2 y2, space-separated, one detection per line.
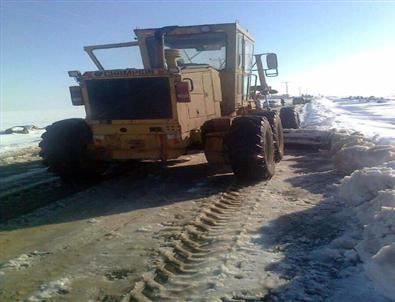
175 82 191 103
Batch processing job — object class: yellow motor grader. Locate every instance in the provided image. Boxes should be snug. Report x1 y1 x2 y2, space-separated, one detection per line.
40 23 300 181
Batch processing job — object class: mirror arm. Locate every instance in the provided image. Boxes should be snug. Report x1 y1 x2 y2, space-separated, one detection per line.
254 54 269 94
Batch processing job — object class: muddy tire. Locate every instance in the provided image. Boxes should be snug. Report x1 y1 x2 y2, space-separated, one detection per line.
201 120 216 148
39 119 106 182
259 111 284 162
280 106 300 129
226 116 275 182
201 119 230 146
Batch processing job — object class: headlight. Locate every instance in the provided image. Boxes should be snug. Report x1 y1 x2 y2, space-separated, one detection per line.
68 70 81 78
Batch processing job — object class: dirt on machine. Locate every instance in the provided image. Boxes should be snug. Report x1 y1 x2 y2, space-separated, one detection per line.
40 23 302 182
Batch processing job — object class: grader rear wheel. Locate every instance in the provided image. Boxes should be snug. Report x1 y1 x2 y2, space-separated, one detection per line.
39 119 106 182
226 116 275 182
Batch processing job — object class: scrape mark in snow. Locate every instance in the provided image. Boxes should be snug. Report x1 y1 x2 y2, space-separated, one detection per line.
136 225 153 233
26 277 71 301
0 251 51 272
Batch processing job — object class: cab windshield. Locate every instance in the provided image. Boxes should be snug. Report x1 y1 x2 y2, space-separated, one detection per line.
147 32 227 70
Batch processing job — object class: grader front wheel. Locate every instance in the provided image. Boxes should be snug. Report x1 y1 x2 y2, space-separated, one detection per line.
260 111 284 162
280 106 301 129
226 116 275 182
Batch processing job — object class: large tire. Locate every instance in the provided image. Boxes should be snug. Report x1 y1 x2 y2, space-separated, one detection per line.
39 119 105 181
201 118 230 146
225 116 275 182
201 119 216 148
280 106 300 129
258 111 284 162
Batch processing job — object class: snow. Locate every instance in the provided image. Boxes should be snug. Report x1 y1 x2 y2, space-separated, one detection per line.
0 130 45 154
333 145 395 301
366 243 395 300
0 251 51 271
326 265 391 302
302 97 395 144
0 108 85 154
333 145 395 174
26 277 71 301
301 97 395 301
338 167 395 205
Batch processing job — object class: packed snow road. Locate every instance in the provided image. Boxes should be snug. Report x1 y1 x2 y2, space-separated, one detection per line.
0 149 390 302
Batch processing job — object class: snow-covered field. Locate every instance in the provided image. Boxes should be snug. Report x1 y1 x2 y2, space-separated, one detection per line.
0 108 85 154
302 97 395 144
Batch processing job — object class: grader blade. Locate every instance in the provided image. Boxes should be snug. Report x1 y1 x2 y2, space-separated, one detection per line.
283 129 332 149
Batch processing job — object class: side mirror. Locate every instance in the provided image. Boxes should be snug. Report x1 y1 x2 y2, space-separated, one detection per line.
266 53 278 70
264 53 278 77
69 86 84 106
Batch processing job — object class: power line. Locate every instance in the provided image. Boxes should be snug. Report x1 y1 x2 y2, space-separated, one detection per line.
282 81 291 96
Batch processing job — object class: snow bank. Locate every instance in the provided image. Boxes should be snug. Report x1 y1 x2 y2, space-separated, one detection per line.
322 127 395 300
328 130 371 155
334 145 395 174
318 128 395 174
366 243 395 300
338 167 395 205
337 166 395 301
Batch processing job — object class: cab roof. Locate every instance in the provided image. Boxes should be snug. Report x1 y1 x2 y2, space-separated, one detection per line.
134 22 254 42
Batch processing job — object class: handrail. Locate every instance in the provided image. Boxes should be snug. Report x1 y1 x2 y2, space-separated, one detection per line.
83 41 139 71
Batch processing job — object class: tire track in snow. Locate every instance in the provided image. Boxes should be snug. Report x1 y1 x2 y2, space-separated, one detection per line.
122 184 255 301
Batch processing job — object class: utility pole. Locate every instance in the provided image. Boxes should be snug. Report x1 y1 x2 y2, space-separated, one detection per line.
298 86 302 96
282 81 290 97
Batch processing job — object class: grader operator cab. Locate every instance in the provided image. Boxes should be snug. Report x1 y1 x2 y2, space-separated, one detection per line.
40 23 300 182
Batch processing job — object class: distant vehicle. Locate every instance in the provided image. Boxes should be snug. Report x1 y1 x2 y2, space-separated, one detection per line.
292 97 305 105
3 125 42 134
292 96 312 105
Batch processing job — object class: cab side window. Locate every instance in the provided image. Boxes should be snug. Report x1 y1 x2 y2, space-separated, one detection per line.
236 34 243 95
244 39 254 73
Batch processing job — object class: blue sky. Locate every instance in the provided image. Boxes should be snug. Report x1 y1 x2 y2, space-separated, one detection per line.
1 0 394 111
